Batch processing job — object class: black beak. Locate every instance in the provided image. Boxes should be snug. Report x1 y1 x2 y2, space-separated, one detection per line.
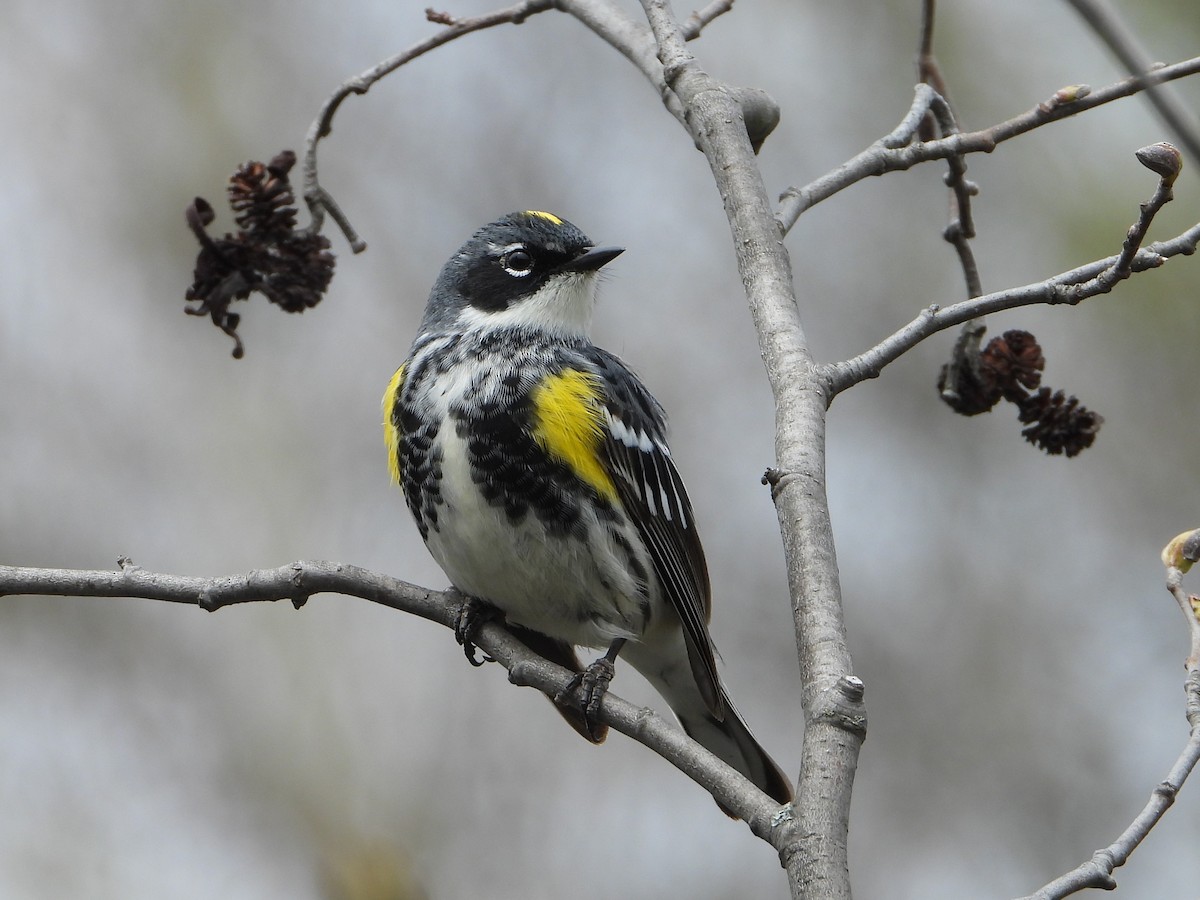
561 245 624 273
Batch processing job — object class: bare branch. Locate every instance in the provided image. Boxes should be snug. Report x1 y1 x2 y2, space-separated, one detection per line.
1059 142 1182 301
298 0 556 251
824 216 1200 397
557 0 687 126
915 0 957 144
1018 672 1200 898
295 0 708 251
1063 0 1200 161
0 561 789 830
1015 538 1200 899
680 0 733 40
912 0 991 397
638 1 861 896
778 56 1200 233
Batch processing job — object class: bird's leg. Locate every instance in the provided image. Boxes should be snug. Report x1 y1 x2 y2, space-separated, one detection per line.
555 638 626 740
454 595 505 667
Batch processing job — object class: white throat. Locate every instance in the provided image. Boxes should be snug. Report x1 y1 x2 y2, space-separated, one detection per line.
460 272 598 339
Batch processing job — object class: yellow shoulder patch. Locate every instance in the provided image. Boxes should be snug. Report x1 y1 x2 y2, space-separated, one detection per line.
524 210 563 226
382 364 406 485
530 369 616 501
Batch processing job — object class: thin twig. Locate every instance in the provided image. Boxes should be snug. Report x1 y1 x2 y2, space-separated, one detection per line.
916 0 936 81
778 55 1200 234
298 0 556 250
915 0 952 141
823 218 1200 397
1015 539 1200 899
1018 673 1200 898
1063 0 1200 162
1059 142 1182 301
558 0 687 126
680 0 734 40
0 561 789 832
913 0 979 262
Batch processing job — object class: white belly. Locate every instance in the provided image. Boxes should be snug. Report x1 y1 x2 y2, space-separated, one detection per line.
424 427 651 649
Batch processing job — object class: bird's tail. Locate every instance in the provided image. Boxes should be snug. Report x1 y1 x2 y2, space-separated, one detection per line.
623 634 793 815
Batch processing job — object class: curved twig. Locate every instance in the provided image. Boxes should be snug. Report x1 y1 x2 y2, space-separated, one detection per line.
298 1 556 251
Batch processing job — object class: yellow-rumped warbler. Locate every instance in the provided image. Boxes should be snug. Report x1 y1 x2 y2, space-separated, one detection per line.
383 211 792 810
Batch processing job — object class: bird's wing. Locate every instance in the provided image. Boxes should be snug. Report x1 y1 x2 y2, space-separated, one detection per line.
587 348 722 719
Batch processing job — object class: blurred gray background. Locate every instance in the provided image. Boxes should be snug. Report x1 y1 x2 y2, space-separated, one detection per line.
2 1 1199 897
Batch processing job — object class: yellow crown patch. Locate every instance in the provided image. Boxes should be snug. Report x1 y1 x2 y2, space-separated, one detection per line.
524 210 563 225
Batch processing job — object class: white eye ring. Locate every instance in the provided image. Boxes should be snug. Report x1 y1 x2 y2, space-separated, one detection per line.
502 248 534 277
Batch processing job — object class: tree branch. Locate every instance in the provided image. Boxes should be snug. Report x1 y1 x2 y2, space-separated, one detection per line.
824 176 1200 398
1060 142 1182 299
914 1 982 299
1015 534 1200 899
1063 0 1200 162
0 561 788 831
639 1 862 897
298 0 556 251
680 0 734 40
557 0 687 126
777 55 1200 234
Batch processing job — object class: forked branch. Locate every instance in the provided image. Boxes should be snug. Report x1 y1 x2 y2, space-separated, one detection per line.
824 152 1199 398
778 56 1200 233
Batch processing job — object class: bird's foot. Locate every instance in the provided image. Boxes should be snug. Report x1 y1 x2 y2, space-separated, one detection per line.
455 595 504 667
555 646 621 742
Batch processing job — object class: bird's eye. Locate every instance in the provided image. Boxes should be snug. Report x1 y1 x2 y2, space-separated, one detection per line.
502 249 534 276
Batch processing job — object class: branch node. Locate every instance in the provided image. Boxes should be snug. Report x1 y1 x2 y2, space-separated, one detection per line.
807 675 869 739
761 467 801 501
837 674 866 703
507 658 537 689
198 588 221 613
734 87 781 153
770 803 796 828
1088 849 1118 888
1152 779 1180 805
425 8 457 26
1038 83 1092 114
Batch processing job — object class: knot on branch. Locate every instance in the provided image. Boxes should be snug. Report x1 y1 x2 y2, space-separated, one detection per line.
762 467 807 502
812 674 868 739
734 87 781 153
938 329 1102 457
185 151 336 358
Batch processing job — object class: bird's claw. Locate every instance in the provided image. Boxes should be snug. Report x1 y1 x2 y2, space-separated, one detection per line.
455 596 503 667
555 655 616 741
